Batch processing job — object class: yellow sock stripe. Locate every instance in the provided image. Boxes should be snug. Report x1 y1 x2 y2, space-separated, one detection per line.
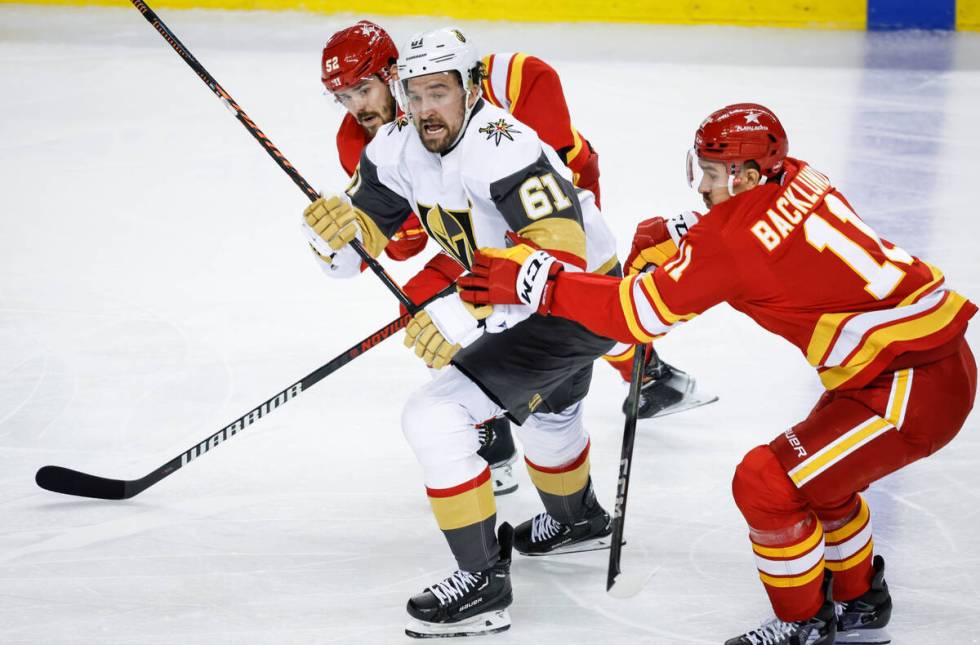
506 53 528 110
789 417 893 487
826 539 874 572
428 477 496 532
752 523 824 559
526 454 590 497
819 291 969 390
824 497 870 544
758 558 826 588
618 275 655 343
884 368 912 428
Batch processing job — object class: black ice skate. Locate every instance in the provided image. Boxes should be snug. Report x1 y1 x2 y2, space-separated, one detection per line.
405 523 514 639
835 556 892 644
623 358 718 420
477 416 518 496
514 497 613 556
725 570 836 645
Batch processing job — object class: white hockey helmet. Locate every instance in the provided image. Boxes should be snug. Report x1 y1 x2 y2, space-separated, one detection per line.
393 26 482 116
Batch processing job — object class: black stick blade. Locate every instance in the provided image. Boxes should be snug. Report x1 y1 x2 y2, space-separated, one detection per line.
35 466 129 500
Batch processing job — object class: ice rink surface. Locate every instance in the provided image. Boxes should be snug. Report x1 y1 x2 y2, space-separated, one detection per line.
2 6 979 643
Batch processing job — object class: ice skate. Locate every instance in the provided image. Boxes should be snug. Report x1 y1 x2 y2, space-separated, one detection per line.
405 523 514 638
835 556 891 644
514 491 613 556
725 571 836 645
624 358 718 419
477 416 519 496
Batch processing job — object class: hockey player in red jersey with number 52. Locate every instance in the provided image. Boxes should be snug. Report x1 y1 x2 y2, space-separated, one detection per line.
318 21 715 435
458 103 977 645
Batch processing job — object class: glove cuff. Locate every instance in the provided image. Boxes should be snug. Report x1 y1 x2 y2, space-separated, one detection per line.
424 293 485 348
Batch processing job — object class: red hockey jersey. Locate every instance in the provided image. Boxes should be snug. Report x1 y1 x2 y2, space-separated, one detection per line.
550 158 976 391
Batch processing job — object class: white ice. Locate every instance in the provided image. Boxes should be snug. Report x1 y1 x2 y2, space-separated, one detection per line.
1 6 979 643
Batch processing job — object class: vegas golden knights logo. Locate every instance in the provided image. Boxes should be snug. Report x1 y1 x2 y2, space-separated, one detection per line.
417 202 477 269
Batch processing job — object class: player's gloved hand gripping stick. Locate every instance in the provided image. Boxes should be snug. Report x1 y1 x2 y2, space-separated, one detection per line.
34 0 445 499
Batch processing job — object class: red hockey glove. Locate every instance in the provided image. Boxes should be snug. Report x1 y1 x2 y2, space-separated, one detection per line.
625 211 701 275
459 245 564 314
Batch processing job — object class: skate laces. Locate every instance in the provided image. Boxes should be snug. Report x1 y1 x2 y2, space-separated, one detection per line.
530 513 563 542
742 617 799 645
428 570 481 606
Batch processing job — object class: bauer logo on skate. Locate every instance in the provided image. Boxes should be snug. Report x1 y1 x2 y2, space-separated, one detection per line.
751 166 831 252
180 382 303 466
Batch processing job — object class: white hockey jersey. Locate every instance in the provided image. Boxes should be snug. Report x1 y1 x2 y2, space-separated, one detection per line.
343 99 618 276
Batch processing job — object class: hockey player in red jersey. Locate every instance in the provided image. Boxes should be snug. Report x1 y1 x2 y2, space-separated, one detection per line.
318 21 714 422
459 103 977 645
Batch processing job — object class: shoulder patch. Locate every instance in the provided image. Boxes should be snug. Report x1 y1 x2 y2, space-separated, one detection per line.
385 115 410 136
478 118 522 146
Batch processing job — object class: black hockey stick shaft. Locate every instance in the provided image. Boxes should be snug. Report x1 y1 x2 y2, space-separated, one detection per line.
606 344 649 591
35 313 411 500
128 0 416 313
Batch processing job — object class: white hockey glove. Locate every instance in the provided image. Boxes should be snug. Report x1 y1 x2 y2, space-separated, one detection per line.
403 293 492 369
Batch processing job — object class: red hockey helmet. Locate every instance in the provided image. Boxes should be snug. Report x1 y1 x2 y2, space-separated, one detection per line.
321 21 398 93
694 103 788 178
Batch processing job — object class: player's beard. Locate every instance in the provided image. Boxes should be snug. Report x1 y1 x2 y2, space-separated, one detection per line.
356 95 396 139
417 104 465 153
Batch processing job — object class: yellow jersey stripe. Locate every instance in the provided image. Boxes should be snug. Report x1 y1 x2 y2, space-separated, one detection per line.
806 311 853 366
619 276 655 343
898 262 944 307
819 291 969 389
507 53 528 110
639 273 697 325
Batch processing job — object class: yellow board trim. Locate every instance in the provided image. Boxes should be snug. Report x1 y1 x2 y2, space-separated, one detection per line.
790 418 892 486
824 497 869 543
428 480 496 531
959 0 980 31
826 539 874 571
752 524 824 559
759 559 826 588
1 0 868 28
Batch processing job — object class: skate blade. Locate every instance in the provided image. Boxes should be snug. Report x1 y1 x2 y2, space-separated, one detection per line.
490 464 518 497
607 566 660 599
641 391 718 419
517 535 622 557
835 627 891 644
405 609 511 639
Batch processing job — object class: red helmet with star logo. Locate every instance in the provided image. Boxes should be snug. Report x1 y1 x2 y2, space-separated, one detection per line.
321 21 398 93
694 103 788 178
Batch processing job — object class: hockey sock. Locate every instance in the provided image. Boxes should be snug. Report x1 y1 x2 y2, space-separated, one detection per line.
427 467 500 572
524 442 593 525
818 494 874 601
603 344 638 382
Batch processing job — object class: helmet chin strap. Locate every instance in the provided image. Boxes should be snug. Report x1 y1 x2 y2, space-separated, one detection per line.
447 83 482 150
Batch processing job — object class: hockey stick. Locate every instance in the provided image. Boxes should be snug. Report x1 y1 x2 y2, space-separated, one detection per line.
35 313 411 500
606 344 653 597
128 0 416 313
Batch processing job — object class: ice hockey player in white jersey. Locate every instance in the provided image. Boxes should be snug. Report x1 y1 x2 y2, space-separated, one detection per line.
302 26 621 638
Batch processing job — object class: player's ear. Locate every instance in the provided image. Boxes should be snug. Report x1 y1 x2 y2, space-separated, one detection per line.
743 166 761 190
